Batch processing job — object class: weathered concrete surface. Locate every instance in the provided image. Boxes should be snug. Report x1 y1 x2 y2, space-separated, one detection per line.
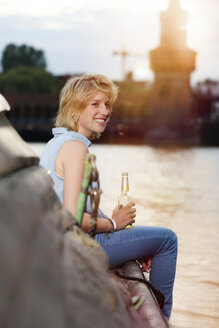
0 166 71 328
122 262 169 328
0 93 10 111
0 113 38 176
0 111 147 328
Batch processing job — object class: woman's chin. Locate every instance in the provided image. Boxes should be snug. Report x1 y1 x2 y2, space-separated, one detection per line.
96 126 106 133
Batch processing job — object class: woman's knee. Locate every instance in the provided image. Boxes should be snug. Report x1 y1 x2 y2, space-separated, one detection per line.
169 229 177 242
165 228 178 251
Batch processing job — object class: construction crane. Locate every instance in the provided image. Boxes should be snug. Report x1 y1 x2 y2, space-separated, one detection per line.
112 48 147 81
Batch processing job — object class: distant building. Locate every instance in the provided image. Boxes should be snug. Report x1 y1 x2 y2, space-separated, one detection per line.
193 79 219 124
195 80 219 97
194 80 219 145
148 0 196 140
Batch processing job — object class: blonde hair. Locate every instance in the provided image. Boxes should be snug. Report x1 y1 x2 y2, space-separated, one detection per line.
55 74 118 137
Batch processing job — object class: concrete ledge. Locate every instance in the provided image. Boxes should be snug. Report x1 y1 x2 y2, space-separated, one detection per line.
0 113 38 176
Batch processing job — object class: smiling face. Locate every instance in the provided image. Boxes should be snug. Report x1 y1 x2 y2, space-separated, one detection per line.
77 91 110 138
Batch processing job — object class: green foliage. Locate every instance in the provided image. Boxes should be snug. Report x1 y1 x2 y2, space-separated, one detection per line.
0 66 59 94
1 43 46 72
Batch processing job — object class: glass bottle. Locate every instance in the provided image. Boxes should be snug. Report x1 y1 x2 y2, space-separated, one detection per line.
118 172 133 228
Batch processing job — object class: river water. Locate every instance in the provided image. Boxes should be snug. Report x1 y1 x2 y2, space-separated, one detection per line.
29 142 219 328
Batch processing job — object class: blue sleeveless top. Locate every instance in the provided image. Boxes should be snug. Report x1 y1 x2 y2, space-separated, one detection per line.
40 127 107 218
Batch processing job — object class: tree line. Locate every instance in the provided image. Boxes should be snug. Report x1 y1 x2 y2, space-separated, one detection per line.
0 44 59 94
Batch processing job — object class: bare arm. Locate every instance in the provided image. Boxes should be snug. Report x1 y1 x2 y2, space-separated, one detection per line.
59 140 136 233
58 140 111 232
61 141 87 214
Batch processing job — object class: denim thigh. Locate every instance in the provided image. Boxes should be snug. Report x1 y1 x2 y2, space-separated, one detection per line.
94 225 176 267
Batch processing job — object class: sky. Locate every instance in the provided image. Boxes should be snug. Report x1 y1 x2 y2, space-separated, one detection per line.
0 0 219 84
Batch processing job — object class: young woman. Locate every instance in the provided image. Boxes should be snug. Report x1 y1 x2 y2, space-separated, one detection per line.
40 74 177 319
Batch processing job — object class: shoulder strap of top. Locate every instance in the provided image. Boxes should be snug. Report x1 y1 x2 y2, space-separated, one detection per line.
52 128 91 149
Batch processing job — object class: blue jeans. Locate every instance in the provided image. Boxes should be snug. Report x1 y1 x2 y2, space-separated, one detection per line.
95 226 178 319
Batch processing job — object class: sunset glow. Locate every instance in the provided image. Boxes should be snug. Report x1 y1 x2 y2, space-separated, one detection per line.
0 0 218 82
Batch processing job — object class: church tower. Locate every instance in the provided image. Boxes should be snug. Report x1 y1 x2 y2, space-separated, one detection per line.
149 0 196 140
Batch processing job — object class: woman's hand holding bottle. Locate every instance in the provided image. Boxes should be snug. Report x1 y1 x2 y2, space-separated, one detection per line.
111 202 136 230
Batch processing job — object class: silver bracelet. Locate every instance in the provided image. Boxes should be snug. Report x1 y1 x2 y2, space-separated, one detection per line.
108 217 117 232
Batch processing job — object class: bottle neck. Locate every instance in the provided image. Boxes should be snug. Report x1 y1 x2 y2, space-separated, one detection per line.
121 176 129 193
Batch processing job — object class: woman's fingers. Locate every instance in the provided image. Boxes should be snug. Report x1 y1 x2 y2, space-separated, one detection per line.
123 206 136 214
138 258 152 273
147 258 152 269
112 202 136 230
113 204 123 211
123 202 135 209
